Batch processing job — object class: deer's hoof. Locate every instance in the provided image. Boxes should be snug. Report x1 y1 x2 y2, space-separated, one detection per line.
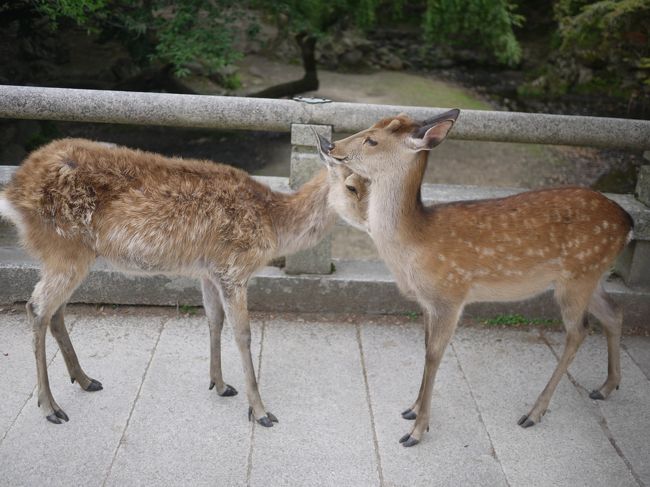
517 415 535 428
401 408 417 420
399 433 419 447
248 407 278 427
84 379 103 392
589 390 605 400
46 409 69 424
266 412 278 423
219 384 238 397
257 416 274 428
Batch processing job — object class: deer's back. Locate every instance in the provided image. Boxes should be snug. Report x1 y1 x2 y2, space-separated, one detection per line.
403 187 633 302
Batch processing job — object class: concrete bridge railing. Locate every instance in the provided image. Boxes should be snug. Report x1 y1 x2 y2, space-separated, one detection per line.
1 85 649 323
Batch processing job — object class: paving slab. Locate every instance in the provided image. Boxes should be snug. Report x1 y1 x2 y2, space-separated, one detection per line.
623 336 650 381
249 318 379 487
452 327 637 487
360 320 508 487
0 314 163 487
105 316 262 487
546 332 650 485
0 312 65 440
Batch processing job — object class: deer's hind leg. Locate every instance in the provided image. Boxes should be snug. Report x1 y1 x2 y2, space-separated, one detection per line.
518 280 593 428
29 252 94 424
201 277 237 397
50 304 103 392
587 281 622 400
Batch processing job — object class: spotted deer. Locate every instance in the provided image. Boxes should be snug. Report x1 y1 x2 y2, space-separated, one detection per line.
317 110 633 447
0 137 357 427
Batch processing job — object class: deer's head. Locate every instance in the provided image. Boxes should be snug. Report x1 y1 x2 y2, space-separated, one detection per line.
313 128 370 232
316 109 460 179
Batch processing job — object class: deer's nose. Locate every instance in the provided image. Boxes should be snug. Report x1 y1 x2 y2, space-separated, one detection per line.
317 133 335 153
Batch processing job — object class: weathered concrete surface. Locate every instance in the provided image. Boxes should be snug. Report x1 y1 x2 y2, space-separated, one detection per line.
360 321 508 486
546 332 650 485
0 310 648 486
637 165 650 207
452 328 638 487
106 317 262 487
0 313 63 440
623 336 650 380
249 318 378 487
1 85 650 150
0 314 162 487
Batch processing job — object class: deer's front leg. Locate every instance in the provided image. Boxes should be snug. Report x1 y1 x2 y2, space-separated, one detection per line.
400 304 460 447
201 278 237 397
402 320 430 421
218 283 277 427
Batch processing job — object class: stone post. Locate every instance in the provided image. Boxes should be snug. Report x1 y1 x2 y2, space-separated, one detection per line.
284 123 333 275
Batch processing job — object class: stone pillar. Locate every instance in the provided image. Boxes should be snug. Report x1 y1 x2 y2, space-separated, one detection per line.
284 123 333 275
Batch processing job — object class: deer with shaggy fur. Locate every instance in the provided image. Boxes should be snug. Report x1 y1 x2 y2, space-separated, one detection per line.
0 138 360 427
317 110 633 447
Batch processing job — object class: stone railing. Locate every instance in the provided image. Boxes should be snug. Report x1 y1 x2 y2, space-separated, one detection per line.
1 85 649 310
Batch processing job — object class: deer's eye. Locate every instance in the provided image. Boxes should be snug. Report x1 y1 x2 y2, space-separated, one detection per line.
345 185 358 194
364 137 378 146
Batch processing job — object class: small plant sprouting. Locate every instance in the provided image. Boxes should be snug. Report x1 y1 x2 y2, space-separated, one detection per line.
405 311 420 321
179 304 197 316
482 314 558 328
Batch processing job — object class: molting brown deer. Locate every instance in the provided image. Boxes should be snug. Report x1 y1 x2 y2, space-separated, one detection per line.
317 110 633 447
0 137 355 427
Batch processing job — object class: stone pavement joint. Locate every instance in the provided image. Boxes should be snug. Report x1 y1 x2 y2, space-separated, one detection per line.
356 323 385 487
450 341 512 487
101 316 167 487
246 318 267 486
539 330 644 487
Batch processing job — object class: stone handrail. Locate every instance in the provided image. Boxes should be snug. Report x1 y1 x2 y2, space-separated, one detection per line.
1 85 650 150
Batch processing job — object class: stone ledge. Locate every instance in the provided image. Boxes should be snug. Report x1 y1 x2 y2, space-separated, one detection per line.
1 248 648 329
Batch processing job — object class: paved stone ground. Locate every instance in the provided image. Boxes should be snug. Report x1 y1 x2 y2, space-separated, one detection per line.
1 308 649 487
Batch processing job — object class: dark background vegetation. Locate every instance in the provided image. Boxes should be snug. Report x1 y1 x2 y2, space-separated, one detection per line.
0 0 648 179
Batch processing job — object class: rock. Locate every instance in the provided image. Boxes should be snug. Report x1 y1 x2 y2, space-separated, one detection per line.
380 52 404 71
340 49 363 66
577 67 593 85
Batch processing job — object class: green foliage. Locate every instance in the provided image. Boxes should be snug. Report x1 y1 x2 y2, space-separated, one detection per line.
423 0 524 66
405 311 421 321
554 0 650 95
36 0 106 28
34 0 241 77
482 314 558 327
179 304 197 316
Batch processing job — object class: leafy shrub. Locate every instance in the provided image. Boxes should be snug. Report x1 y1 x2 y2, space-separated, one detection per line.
555 0 650 94
423 0 524 66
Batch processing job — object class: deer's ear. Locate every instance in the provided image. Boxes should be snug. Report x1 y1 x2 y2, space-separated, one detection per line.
405 109 459 152
386 119 402 132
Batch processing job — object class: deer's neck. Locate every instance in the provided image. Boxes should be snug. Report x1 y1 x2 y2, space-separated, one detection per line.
368 153 427 242
271 169 335 257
